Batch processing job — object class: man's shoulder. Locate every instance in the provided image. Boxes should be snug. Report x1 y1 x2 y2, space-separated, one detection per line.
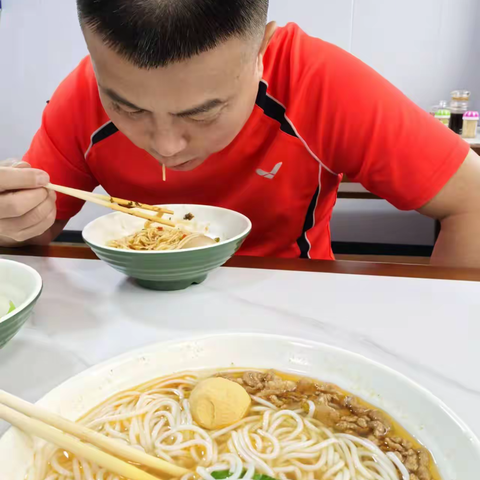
263 23 352 102
44 56 110 147
266 23 352 66
51 56 97 105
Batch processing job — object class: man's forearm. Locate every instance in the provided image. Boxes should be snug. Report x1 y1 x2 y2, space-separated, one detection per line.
431 212 480 267
417 149 480 268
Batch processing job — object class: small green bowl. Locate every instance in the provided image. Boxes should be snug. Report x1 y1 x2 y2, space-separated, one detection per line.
0 259 43 348
83 204 252 291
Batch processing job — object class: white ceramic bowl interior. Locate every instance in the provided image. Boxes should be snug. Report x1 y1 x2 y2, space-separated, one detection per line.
0 334 478 479
0 259 42 324
82 204 252 253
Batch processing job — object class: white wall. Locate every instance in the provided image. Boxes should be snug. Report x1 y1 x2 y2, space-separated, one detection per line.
1 0 479 245
0 0 88 160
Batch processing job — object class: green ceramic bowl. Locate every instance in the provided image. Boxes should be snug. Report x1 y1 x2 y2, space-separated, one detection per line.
0 259 43 348
83 204 252 291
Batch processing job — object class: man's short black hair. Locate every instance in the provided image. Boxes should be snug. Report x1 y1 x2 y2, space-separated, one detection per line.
77 0 269 69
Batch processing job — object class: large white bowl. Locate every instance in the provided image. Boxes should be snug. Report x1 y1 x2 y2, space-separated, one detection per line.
0 334 478 479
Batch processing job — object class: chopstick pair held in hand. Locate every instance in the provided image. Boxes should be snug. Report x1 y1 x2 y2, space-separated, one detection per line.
0 390 189 480
46 183 176 227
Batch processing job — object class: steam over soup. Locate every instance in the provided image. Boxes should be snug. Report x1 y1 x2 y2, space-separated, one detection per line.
31 370 440 480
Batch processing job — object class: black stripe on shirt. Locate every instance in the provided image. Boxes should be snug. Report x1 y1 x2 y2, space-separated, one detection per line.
255 81 319 259
92 121 118 146
255 81 297 138
297 186 320 259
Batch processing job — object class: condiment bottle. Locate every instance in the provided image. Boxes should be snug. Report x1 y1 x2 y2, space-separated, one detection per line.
429 100 449 117
462 111 479 139
449 90 470 134
435 109 451 127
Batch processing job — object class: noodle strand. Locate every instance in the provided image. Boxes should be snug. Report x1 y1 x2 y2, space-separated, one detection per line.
32 373 411 480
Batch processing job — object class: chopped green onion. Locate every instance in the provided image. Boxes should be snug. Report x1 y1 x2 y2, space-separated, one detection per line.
211 472 232 480
253 475 277 480
7 301 15 314
211 471 277 480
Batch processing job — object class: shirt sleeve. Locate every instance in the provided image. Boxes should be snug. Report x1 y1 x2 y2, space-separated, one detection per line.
23 58 100 220
286 27 470 211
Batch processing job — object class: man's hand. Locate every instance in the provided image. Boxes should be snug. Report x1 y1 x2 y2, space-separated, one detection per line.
419 149 480 267
0 159 57 246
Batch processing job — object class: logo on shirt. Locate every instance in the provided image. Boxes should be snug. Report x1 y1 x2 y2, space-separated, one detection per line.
256 162 283 180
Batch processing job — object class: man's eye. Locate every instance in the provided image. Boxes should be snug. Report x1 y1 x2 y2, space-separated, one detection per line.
188 115 219 125
187 104 226 125
112 103 144 117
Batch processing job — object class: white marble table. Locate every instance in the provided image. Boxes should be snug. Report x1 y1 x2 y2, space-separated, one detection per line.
1 255 480 440
465 131 480 147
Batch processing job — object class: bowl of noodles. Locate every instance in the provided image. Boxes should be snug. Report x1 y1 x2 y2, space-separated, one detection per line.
82 204 252 291
0 333 479 480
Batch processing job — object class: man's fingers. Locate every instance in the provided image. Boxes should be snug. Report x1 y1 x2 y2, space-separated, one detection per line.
0 188 51 220
0 160 56 245
1 158 29 168
15 162 32 169
13 207 57 243
0 167 50 192
0 191 56 241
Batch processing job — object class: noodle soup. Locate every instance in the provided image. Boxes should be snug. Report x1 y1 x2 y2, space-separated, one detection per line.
31 370 440 480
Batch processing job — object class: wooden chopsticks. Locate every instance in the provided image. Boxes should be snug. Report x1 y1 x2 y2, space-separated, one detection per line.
0 390 189 479
46 184 175 227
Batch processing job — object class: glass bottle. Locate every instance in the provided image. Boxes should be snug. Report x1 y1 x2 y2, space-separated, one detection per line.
449 90 470 134
429 100 449 117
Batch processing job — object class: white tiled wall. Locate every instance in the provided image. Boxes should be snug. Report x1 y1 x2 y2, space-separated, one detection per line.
1 0 479 245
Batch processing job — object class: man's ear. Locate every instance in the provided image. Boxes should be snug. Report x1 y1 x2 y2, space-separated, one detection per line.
259 21 278 57
256 22 277 78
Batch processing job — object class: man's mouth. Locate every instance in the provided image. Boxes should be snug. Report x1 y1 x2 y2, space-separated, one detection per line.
167 158 205 172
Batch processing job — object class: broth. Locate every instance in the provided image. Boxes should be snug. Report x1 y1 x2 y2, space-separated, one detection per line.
35 369 442 480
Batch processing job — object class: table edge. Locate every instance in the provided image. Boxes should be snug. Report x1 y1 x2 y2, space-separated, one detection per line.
2 244 480 282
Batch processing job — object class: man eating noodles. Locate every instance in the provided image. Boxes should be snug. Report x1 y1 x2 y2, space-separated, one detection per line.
1 0 480 266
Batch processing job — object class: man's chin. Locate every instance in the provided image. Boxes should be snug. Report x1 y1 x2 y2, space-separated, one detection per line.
167 157 206 172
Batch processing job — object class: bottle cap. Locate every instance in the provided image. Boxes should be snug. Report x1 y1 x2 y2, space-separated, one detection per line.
435 109 451 119
463 111 479 121
451 90 471 101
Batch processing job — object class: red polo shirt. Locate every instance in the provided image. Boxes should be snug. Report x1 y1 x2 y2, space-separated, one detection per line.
25 23 469 259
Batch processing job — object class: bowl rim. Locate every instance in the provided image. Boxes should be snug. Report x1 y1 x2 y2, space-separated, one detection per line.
82 204 252 254
0 259 43 325
25 333 480 447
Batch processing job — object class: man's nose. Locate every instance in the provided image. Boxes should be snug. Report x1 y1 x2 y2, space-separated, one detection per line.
151 127 188 159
